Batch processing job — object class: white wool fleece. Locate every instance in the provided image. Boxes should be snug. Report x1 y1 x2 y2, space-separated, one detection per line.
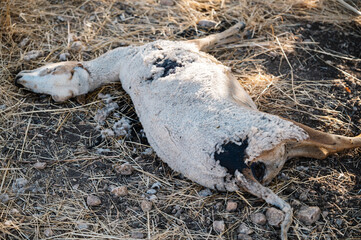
118 40 308 191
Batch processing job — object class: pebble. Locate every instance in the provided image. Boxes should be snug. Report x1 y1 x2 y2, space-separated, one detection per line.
266 207 285 227
12 178 28 193
19 38 29 47
278 172 289 180
295 166 309 171
250 212 267 225
296 206 321 225
198 188 212 197
114 163 133 175
238 223 253 235
0 193 9 203
10 208 19 215
140 200 152 212
4 220 13 226
59 52 70 61
131 231 145 239
198 19 217 28
291 199 302 207
111 186 128 197
151 182 161 189
142 148 153 155
146 189 157 195
226 201 238 212
322 211 329 218
33 162 46 170
160 0 175 6
335 218 343 227
299 191 308 201
71 41 85 52
87 195 101 206
44 228 53 237
148 195 158 202
238 233 252 240
213 220 225 233
77 222 89 230
24 50 43 61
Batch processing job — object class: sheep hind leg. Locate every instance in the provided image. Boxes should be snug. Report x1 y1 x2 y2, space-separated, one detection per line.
188 22 246 52
286 122 361 159
236 169 292 240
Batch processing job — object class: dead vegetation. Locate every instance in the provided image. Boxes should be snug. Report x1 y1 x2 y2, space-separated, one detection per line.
0 0 360 239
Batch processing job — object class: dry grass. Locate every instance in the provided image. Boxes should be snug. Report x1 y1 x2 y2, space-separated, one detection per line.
1 0 361 239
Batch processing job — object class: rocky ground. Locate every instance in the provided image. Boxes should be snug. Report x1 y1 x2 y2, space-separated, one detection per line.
1 0 360 239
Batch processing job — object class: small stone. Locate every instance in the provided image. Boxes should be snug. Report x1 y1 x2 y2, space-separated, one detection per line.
198 19 217 28
160 0 174 6
33 162 46 170
59 52 70 61
142 148 153 155
151 182 161 189
12 178 28 192
148 195 158 202
238 223 253 234
278 172 289 180
296 166 309 171
198 188 212 197
296 206 321 225
266 207 285 227
20 38 29 47
77 222 89 230
226 201 238 212
44 228 53 237
4 220 13 226
146 189 157 195
10 208 19 215
335 218 343 227
291 199 302 207
114 163 133 175
140 200 152 212
213 220 225 233
250 212 267 225
131 231 145 239
24 50 43 61
57 16 65 22
299 191 308 201
0 193 9 203
87 195 101 206
238 233 252 240
111 186 128 197
71 41 85 52
322 211 329 218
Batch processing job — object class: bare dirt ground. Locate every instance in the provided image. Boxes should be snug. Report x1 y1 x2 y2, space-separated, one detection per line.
1 0 361 239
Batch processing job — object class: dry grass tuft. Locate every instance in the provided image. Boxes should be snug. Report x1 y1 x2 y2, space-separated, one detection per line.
1 0 360 239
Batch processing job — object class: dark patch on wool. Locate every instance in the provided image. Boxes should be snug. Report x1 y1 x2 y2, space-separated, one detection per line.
156 58 183 78
215 139 249 175
146 58 183 82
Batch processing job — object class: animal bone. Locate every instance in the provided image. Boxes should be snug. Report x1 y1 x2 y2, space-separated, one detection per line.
15 23 361 239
